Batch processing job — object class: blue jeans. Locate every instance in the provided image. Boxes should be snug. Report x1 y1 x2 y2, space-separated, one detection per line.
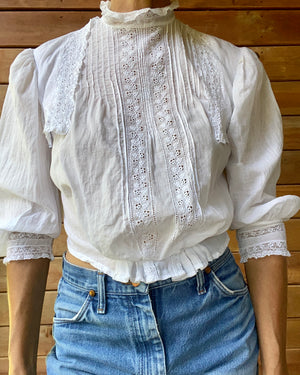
47 247 259 374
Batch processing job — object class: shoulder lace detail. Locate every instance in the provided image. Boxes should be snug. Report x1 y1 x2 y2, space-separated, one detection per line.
43 20 93 147
3 232 54 264
239 241 291 263
186 28 228 144
237 222 290 263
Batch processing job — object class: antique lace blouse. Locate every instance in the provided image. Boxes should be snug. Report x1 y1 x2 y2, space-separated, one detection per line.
0 0 299 283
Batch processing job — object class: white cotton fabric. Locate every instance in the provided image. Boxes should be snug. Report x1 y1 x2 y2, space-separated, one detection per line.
0 0 299 283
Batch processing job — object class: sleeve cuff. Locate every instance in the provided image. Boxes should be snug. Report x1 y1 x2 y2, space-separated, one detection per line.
3 232 54 264
236 222 291 263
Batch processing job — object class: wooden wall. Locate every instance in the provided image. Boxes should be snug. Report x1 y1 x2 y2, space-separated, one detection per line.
0 0 299 374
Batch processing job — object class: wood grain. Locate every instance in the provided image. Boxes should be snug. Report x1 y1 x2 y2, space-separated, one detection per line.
0 0 300 10
1 82 300 116
0 11 300 47
1 46 300 83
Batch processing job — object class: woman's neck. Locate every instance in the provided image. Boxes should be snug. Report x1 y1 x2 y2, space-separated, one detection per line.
109 0 171 13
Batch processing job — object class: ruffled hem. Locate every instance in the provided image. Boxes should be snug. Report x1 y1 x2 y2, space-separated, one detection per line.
67 234 230 284
99 0 179 27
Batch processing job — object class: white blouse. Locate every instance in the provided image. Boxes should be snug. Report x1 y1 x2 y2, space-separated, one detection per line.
0 0 299 283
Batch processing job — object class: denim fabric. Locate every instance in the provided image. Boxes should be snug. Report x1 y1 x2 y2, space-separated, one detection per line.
47 247 259 374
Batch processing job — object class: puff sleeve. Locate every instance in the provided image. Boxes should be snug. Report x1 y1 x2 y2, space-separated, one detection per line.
226 47 300 263
0 49 62 264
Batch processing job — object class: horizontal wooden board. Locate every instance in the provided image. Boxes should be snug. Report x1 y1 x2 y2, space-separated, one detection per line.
282 117 300 150
1 82 300 116
0 318 299 358
1 46 300 83
0 0 300 10
1 283 300 327
272 82 300 116
252 46 300 82
1 249 300 294
279 151 300 184
0 11 300 47
0 325 54 357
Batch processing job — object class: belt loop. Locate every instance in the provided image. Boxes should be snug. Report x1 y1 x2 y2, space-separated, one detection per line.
97 272 106 314
196 269 206 295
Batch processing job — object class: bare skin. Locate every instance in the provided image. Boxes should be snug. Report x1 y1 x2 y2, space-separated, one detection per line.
245 256 289 375
7 1 289 374
7 259 50 375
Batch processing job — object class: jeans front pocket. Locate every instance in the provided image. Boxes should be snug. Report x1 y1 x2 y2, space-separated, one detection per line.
53 277 94 324
209 251 249 297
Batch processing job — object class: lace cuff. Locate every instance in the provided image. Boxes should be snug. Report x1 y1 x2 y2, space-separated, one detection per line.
237 222 291 263
3 232 54 264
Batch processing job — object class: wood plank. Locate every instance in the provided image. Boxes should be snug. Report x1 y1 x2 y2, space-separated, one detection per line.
0 48 23 84
279 151 300 184
1 283 300 326
0 257 63 293
1 82 300 116
0 325 54 357
0 290 57 326
282 117 300 150
272 82 300 116
1 46 300 84
0 0 300 10
1 250 299 294
251 47 300 82
0 317 299 358
1 11 300 47
0 356 47 374
178 11 300 46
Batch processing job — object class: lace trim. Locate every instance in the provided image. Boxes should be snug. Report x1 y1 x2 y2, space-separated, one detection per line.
147 26 201 229
43 20 93 147
100 0 179 27
117 27 159 258
8 232 52 240
240 241 291 263
3 246 54 264
237 223 285 240
187 28 228 144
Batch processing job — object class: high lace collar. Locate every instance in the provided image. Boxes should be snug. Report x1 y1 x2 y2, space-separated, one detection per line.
99 0 179 27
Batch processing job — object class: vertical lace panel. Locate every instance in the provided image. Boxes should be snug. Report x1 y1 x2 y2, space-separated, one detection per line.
117 27 159 259
147 26 202 230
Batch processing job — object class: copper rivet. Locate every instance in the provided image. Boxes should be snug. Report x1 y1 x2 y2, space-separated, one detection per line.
89 290 95 297
205 266 211 274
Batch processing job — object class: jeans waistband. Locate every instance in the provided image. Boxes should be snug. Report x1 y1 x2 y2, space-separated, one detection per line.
61 247 231 296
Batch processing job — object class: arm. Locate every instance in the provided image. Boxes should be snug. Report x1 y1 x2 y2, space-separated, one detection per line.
7 258 50 375
245 255 288 375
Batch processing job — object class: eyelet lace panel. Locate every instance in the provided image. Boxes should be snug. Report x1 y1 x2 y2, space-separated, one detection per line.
117 27 159 259
187 27 228 144
147 25 202 229
237 222 291 263
42 19 93 148
3 232 54 264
